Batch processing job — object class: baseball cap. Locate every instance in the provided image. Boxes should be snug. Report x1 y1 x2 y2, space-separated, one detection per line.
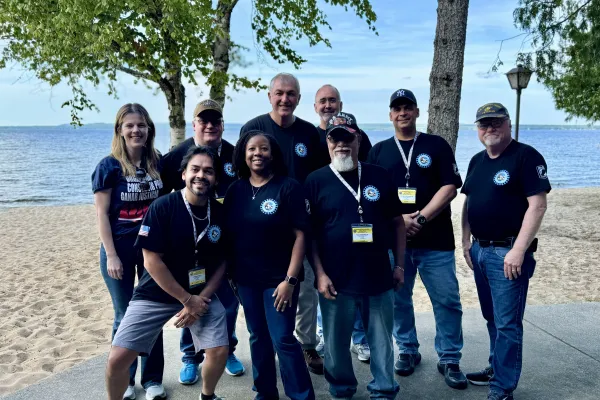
326 112 360 142
475 103 510 122
193 99 223 118
389 89 417 107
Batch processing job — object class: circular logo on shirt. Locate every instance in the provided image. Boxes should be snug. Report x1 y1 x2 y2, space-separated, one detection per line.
416 153 432 168
305 199 311 215
208 225 222 243
260 199 279 215
295 143 308 157
493 170 510 186
363 185 380 202
223 162 235 177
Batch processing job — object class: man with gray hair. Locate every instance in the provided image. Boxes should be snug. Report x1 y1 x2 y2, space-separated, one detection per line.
241 72 323 375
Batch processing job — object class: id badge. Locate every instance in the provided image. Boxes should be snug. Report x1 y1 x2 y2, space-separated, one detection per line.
352 223 374 243
188 267 206 289
398 187 417 204
216 197 224 204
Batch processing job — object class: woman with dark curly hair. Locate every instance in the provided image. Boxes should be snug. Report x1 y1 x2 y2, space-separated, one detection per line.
224 130 315 400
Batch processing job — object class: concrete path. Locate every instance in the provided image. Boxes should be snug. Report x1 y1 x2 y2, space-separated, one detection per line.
3 303 599 399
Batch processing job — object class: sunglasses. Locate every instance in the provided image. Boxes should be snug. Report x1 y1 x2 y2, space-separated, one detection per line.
136 168 151 191
477 118 507 130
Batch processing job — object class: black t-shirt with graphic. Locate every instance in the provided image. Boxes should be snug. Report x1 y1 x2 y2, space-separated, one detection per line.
462 140 551 240
315 126 373 169
133 193 228 304
224 175 310 288
92 156 163 241
305 163 404 296
240 114 320 184
367 133 462 251
160 138 237 199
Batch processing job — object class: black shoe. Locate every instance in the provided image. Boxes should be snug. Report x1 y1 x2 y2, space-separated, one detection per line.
437 362 468 390
488 392 513 400
394 353 421 376
466 365 494 386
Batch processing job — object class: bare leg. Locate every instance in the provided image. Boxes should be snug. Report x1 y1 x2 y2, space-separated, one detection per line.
106 346 139 400
201 346 228 396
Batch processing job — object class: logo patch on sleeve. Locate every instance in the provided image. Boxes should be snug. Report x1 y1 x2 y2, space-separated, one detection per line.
536 165 548 179
138 225 150 237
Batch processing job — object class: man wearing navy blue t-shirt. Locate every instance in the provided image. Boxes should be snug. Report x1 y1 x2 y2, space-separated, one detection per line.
462 103 550 400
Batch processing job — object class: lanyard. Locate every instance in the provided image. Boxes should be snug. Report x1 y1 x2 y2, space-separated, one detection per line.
181 189 211 246
394 132 420 187
330 162 364 223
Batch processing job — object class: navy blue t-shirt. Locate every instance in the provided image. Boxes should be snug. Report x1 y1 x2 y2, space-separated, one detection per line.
224 175 310 288
92 156 163 240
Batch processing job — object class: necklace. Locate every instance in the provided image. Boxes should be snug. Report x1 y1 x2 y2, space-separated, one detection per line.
191 207 208 221
251 185 262 200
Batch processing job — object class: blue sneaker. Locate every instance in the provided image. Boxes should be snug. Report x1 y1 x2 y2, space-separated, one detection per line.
178 362 199 385
225 354 245 376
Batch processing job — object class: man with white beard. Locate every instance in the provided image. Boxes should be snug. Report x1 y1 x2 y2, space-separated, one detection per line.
304 112 406 399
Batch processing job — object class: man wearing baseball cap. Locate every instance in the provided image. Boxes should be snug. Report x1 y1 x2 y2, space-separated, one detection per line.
305 112 405 399
367 89 467 389
160 99 245 384
462 103 550 399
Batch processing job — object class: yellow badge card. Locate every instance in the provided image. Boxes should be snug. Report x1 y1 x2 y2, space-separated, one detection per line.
189 268 206 289
352 223 374 243
216 197 224 204
398 188 417 204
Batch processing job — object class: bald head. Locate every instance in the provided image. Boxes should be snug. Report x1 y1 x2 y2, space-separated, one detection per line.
315 84 343 128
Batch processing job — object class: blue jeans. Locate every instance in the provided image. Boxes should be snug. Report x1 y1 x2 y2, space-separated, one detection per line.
391 249 463 364
471 241 536 395
320 291 399 399
317 305 367 345
100 242 164 388
180 279 240 364
237 284 315 400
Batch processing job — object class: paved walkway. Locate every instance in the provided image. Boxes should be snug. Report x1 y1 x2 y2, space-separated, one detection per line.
3 303 600 399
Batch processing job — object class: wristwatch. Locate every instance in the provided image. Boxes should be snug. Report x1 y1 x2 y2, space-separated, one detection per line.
417 214 427 226
285 275 299 286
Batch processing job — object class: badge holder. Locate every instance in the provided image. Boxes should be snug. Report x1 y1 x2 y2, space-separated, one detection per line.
188 264 206 290
398 171 417 204
351 206 373 243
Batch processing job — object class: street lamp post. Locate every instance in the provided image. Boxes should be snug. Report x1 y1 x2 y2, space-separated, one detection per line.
506 64 533 142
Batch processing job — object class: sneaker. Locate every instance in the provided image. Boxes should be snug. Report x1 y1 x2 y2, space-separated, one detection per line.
303 349 324 375
145 384 167 400
394 352 421 376
437 362 468 390
488 392 513 400
350 343 370 363
225 353 245 376
199 395 224 400
123 385 136 399
316 335 325 356
179 362 199 385
466 365 494 386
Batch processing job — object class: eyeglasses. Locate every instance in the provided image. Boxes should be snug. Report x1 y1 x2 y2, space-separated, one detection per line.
326 135 357 144
195 117 223 126
477 118 507 130
136 168 151 191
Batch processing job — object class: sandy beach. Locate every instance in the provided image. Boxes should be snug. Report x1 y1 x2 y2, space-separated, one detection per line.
0 187 598 396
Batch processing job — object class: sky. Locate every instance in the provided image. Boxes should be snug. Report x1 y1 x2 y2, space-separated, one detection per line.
0 0 583 126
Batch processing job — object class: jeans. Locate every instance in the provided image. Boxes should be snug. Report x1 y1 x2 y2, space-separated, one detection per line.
238 284 315 400
100 242 164 388
180 279 240 364
295 258 319 350
391 248 463 364
320 291 398 399
471 241 536 395
317 305 367 345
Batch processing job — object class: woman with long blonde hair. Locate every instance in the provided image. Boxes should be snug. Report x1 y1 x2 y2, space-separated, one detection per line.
92 103 166 400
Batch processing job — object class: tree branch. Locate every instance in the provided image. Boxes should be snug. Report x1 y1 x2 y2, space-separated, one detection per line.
116 65 155 82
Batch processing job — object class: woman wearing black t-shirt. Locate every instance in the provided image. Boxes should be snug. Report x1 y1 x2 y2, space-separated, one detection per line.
224 130 315 400
92 103 165 399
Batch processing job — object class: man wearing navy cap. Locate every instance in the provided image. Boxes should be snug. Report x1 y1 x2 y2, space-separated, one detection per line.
462 103 550 400
367 89 467 389
306 112 405 399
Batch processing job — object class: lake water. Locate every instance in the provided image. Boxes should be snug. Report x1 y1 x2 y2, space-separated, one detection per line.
0 123 598 208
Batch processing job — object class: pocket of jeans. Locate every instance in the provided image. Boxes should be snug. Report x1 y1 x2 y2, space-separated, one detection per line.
492 246 510 259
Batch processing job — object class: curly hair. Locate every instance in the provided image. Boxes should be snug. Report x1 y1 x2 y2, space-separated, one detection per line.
233 130 288 179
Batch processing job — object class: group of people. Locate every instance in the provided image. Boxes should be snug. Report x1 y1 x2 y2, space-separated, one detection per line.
93 72 551 400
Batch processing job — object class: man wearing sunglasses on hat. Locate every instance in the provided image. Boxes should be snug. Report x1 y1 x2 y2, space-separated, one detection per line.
461 103 550 400
160 99 245 385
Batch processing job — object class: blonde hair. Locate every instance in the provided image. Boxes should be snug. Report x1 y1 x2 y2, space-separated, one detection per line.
111 103 161 179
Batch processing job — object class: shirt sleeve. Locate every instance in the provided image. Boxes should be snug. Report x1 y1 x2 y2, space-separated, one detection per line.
286 179 311 234
381 169 405 219
159 151 177 195
460 155 478 195
304 175 321 238
91 157 119 193
436 137 463 188
520 146 552 197
366 143 378 165
134 200 167 253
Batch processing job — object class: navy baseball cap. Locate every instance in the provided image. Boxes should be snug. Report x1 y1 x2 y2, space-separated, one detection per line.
389 89 417 107
475 103 510 122
326 112 360 141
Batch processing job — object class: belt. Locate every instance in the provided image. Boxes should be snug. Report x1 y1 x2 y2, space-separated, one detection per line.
473 237 538 252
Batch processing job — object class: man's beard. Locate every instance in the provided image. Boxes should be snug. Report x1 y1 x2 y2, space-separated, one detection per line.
188 178 211 197
331 154 356 172
319 111 335 124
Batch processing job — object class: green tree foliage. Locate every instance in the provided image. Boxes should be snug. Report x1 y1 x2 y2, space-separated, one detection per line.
511 0 600 121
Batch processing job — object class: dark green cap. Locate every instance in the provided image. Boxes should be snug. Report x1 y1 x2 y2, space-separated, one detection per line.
475 103 510 122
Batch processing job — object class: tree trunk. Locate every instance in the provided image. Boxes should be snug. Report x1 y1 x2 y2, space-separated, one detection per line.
159 68 186 149
209 0 239 108
427 0 469 152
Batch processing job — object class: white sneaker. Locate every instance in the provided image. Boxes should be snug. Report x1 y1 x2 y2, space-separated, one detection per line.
350 343 371 362
145 384 167 400
123 385 136 399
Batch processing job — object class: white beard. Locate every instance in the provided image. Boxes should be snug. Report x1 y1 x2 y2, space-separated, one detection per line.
331 154 356 172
